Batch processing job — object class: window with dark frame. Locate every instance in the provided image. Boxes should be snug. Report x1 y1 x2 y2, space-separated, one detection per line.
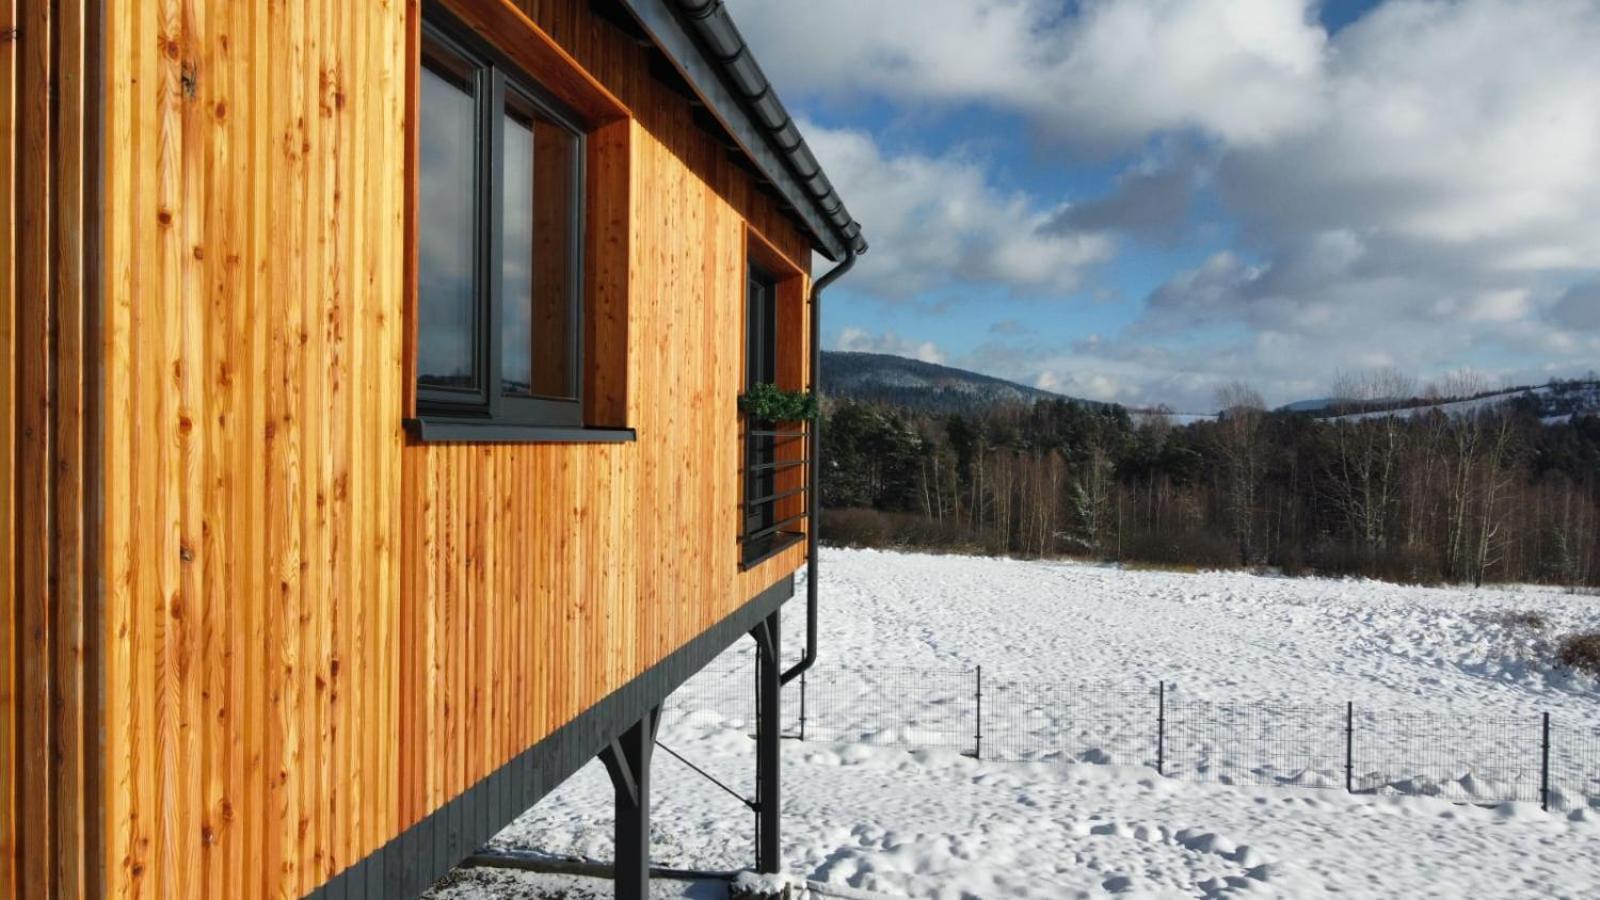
743 263 781 565
416 6 585 430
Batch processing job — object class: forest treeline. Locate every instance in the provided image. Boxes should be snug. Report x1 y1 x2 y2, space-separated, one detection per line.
818 375 1600 588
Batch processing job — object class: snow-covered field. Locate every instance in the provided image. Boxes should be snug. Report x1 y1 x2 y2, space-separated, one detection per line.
457 550 1600 898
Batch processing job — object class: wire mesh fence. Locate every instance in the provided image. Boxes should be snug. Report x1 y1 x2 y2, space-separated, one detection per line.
798 666 977 751
1163 699 1347 789
982 676 1158 767
1351 709 1545 803
667 658 1600 811
1554 720 1600 809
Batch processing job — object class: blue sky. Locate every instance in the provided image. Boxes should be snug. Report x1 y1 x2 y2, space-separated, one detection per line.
727 0 1600 411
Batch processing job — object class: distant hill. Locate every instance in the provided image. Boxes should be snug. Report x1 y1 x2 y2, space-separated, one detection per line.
1308 379 1600 424
1278 398 1339 414
820 352 1599 426
820 351 1100 415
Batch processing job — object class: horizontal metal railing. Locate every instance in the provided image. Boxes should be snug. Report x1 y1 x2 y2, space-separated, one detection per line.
738 419 809 566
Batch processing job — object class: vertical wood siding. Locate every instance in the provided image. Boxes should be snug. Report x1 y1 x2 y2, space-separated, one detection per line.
394 0 813 832
0 0 822 897
3 0 98 895
96 1 408 895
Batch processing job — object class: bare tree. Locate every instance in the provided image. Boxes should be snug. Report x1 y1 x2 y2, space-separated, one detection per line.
1324 369 1417 559
1072 440 1116 553
1214 382 1266 565
1134 404 1176 436
1471 410 1520 585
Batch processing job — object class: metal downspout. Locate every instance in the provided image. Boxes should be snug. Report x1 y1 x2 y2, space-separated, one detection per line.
780 248 857 686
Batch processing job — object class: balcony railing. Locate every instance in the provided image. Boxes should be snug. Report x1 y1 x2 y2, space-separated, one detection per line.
739 420 810 568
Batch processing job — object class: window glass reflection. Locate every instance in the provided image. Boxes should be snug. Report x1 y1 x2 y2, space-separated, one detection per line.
417 60 479 391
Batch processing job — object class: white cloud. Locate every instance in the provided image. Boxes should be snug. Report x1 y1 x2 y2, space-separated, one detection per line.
835 328 948 365
960 336 1267 409
729 0 1600 405
803 122 1115 298
1218 0 1600 269
728 0 1326 151
1122 1 1600 401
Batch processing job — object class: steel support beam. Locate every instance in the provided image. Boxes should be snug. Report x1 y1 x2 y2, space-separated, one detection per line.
751 609 782 873
601 707 661 900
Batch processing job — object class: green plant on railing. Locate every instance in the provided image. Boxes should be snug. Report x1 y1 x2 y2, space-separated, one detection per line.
738 382 819 422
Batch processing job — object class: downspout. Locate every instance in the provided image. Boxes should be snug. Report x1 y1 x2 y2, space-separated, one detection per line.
780 247 857 686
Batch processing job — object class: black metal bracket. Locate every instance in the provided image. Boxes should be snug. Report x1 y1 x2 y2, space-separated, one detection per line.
602 737 642 808
600 707 661 807
600 706 662 900
749 619 777 663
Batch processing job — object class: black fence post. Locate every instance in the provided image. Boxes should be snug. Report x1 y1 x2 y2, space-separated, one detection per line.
1541 712 1551 812
798 669 808 742
974 665 984 761
1345 701 1354 794
1156 682 1166 777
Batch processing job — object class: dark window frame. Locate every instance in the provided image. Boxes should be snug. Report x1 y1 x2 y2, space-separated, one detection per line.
416 4 588 430
742 262 792 567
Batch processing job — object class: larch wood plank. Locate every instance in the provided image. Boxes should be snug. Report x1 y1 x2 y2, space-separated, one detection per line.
16 0 55 891
298 2 327 886
241 3 271 896
172 0 206 895
340 0 368 866
51 0 90 887
207 4 249 893
197 1 232 895
264 0 297 890
0 0 17 889
103 2 139 892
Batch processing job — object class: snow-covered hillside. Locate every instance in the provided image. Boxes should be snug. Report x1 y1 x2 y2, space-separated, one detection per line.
471 550 1600 898
1328 379 1600 424
820 351 1095 415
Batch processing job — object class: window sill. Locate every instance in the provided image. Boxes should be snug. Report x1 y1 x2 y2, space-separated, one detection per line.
405 418 637 444
739 530 806 571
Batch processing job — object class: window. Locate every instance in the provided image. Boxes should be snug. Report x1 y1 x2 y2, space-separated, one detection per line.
416 8 585 429
744 264 780 546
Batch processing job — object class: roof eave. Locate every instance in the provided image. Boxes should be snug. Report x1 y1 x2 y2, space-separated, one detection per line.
611 0 867 261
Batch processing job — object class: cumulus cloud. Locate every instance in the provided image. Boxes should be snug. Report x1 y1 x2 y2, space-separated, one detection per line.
1217 0 1600 268
835 328 948 365
729 0 1600 404
958 335 1279 409
803 122 1115 298
1549 283 1600 332
1130 0 1600 398
727 0 1326 151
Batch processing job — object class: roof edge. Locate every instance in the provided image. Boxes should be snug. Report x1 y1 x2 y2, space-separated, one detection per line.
614 0 867 261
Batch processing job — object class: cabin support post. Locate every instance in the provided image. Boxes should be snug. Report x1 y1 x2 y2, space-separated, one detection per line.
750 609 782 874
601 707 661 900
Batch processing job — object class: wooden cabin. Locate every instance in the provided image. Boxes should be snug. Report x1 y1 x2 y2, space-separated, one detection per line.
1 0 865 896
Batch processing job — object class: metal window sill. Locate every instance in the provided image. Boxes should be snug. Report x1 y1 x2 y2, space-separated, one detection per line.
405 418 637 444
739 530 805 571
